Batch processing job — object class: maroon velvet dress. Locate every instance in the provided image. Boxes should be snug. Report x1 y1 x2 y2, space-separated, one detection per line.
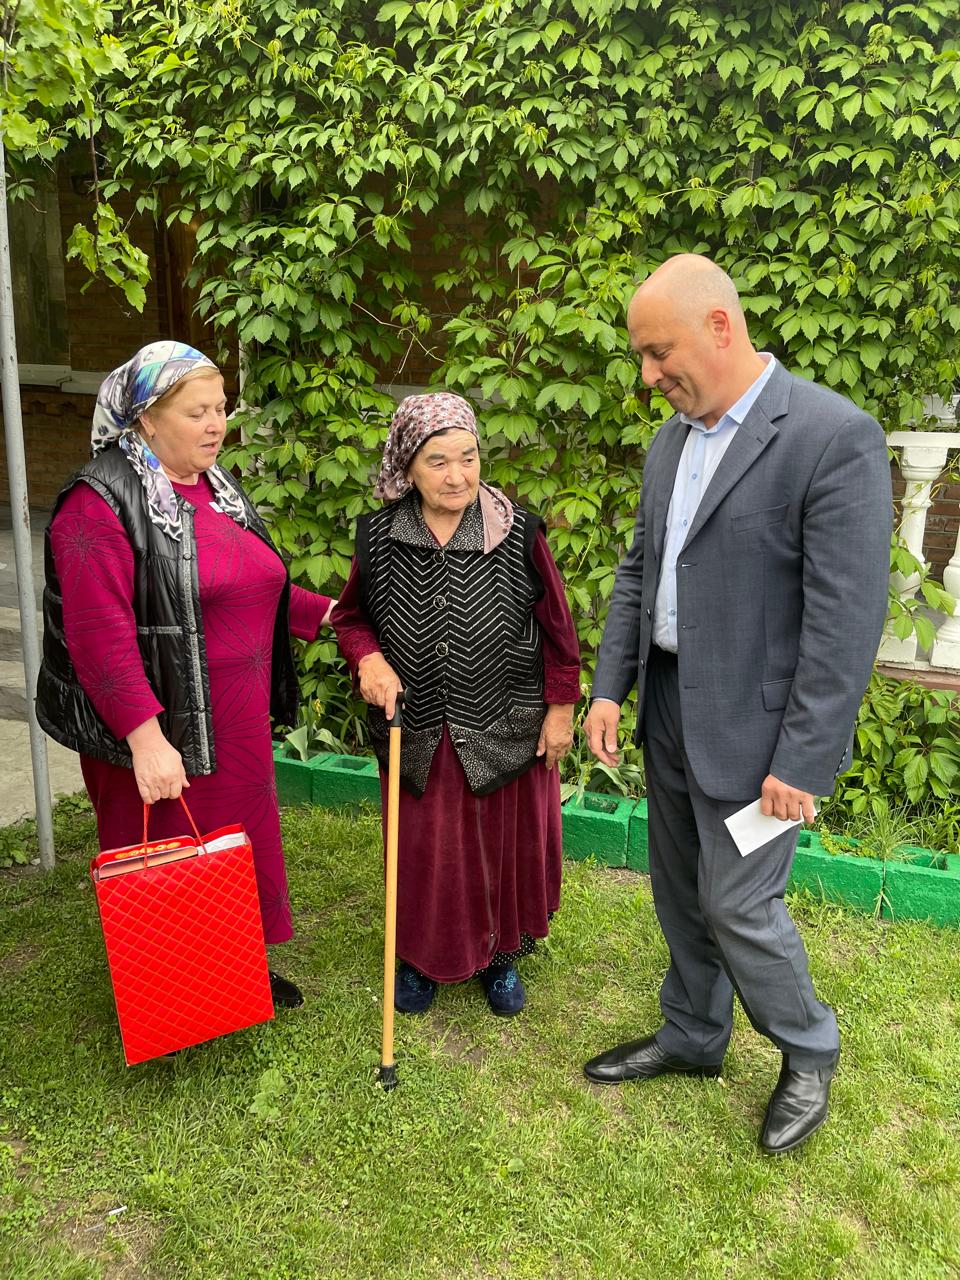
334 529 581 982
51 476 331 944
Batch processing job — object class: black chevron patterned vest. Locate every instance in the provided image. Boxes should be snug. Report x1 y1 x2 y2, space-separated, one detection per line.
356 492 546 797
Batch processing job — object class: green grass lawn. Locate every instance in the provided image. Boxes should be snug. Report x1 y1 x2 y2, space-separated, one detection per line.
2 801 959 1280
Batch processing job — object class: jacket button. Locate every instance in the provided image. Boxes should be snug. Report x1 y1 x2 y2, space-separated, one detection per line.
646 608 651 618
434 549 445 563
640 659 645 668
436 641 448 656
434 594 447 608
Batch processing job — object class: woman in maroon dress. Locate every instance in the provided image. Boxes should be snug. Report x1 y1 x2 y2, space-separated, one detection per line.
333 392 580 1016
37 342 334 1008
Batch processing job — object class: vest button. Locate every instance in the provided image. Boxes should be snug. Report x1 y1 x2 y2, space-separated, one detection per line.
435 641 448 656
434 594 446 609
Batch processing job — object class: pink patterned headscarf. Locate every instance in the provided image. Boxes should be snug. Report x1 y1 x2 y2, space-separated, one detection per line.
374 392 514 553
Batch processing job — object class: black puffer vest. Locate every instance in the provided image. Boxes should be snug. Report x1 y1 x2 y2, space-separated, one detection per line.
357 492 546 797
36 447 300 774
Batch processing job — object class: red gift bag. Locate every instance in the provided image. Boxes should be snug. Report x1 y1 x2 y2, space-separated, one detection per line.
91 797 274 1065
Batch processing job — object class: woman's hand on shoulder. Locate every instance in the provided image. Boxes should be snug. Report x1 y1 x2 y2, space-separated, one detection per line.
357 652 404 720
537 703 575 771
126 717 190 805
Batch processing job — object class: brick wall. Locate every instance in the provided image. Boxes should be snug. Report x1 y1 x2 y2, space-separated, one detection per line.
1 390 94 510
0 177 166 508
891 465 960 582
0 174 229 509
923 482 960 577
59 185 168 374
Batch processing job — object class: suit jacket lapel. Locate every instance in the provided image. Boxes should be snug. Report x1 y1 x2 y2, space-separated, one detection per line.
680 362 792 552
652 418 689 562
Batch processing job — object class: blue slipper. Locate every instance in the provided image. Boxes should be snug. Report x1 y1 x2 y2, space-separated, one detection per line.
479 964 526 1017
394 962 437 1014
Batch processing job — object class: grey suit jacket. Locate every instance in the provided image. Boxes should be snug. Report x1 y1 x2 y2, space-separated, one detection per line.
591 362 893 800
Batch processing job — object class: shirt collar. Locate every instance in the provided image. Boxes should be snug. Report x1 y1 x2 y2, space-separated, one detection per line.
389 490 484 551
680 353 777 434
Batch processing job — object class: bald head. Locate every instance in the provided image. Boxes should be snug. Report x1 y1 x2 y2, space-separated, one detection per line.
626 253 764 427
629 254 744 332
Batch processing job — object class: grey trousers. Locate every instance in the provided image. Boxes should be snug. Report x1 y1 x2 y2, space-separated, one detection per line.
643 646 840 1071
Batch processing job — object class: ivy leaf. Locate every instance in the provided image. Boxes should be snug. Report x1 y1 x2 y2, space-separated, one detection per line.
244 315 275 343
716 47 750 81
376 1 413 23
859 340 884 372
814 98 835 130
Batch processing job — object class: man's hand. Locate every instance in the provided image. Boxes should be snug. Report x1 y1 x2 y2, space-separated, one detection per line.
357 652 404 720
536 704 575 770
127 717 189 805
760 774 815 823
584 699 622 766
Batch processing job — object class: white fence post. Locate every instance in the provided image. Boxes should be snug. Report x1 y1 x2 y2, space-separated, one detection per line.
880 406 960 674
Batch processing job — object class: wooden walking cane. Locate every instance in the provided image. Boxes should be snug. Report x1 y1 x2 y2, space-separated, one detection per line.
378 693 404 1090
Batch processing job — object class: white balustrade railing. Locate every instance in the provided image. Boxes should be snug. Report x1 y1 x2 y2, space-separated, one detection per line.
879 397 960 674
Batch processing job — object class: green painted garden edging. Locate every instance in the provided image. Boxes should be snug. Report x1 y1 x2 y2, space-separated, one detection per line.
882 847 960 929
559 792 631 868
274 750 959 927
790 831 885 914
311 754 380 807
273 750 333 807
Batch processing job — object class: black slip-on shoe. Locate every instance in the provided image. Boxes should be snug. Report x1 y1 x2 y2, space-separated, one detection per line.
583 1033 723 1084
760 1055 838 1155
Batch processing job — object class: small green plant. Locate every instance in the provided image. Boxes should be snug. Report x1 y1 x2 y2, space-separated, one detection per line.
822 674 960 827
248 1068 288 1124
282 698 351 762
0 823 34 869
817 674 960 853
816 802 955 861
887 536 957 654
559 699 646 804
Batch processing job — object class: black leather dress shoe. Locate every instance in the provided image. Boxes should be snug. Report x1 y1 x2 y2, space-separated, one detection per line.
583 1033 723 1084
269 970 304 1009
760 1056 838 1154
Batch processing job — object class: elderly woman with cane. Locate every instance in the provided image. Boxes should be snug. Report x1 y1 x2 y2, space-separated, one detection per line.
37 341 335 1009
333 392 580 1016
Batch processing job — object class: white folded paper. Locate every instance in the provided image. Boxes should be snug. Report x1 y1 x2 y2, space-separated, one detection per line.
724 798 815 858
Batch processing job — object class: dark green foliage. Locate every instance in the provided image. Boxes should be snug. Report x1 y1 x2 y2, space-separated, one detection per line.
819 673 960 850
93 1 959 611
23 1 960 792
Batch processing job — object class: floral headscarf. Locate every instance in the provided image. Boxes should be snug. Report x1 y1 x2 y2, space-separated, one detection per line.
374 392 514 553
90 341 247 540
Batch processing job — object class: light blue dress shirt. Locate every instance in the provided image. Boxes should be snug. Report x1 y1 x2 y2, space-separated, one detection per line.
652 354 777 653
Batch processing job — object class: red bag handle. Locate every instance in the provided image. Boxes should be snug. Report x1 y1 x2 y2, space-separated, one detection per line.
140 796 208 867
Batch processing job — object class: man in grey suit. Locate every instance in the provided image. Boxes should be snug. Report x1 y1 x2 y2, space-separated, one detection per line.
583 254 892 1154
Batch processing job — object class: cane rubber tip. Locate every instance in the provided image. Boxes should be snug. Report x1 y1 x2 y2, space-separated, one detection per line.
378 1064 398 1091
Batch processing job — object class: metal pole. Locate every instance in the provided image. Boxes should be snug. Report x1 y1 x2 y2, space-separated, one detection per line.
0 127 56 869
